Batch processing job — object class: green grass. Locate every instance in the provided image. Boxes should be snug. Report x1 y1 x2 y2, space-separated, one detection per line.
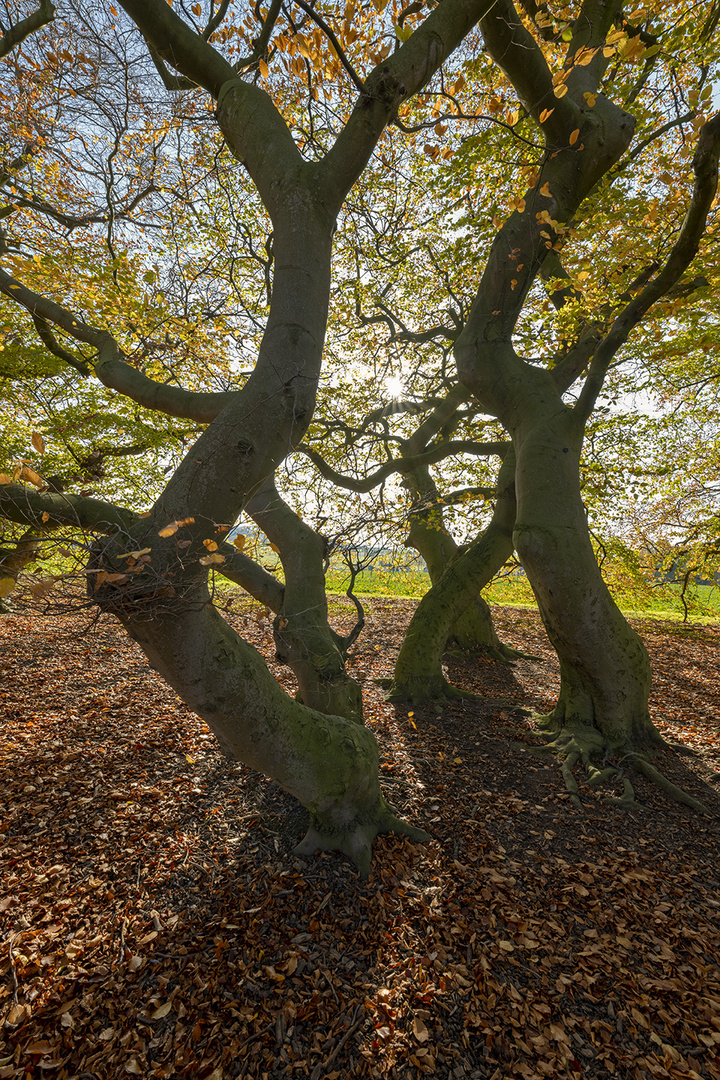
325 567 720 624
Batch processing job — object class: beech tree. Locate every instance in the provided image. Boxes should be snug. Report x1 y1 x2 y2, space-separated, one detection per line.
0 0 509 874
1 0 719 868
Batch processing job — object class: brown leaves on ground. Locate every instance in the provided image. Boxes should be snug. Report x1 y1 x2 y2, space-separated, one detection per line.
0 597 719 1080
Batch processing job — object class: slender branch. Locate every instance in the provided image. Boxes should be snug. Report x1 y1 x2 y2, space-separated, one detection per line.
293 0 365 92
302 439 509 494
0 268 236 422
574 113 720 425
233 0 282 70
32 314 92 375
144 37 197 90
0 0 55 60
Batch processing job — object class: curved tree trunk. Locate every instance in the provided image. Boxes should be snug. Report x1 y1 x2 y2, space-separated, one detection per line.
389 452 517 703
247 478 363 723
403 464 507 653
513 409 660 750
110 580 425 876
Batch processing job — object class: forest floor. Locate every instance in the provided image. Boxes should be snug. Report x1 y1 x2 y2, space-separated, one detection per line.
1 596 719 1080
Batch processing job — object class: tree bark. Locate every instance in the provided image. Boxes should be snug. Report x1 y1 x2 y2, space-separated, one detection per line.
246 478 363 723
512 406 660 748
403 464 507 653
110 580 426 876
389 452 517 703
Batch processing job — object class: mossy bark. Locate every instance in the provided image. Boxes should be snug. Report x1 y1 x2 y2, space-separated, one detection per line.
247 478 363 724
389 453 517 703
512 410 661 749
107 581 425 876
403 464 508 654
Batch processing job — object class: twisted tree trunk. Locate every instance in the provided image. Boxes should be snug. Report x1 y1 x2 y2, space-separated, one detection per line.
247 478 363 723
403 464 507 653
389 452 517 703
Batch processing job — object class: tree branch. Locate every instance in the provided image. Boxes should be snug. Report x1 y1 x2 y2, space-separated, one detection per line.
0 268 236 422
302 439 509 494
0 483 137 533
574 113 720 425
0 0 55 60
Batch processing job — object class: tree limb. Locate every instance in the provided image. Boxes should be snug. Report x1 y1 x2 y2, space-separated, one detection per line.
0 268 236 422
574 112 720 425
302 439 509 494
0 0 55 60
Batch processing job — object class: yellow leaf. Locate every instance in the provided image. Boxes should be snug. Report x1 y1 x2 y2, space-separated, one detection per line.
203 539 218 552
539 182 551 197
0 472 13 485
199 553 225 566
232 535 246 551
158 517 195 538
258 58 269 78
126 547 151 559
553 84 568 98
577 270 590 280
575 46 597 66
20 466 44 488
185 754 195 763
569 128 580 145
31 432 45 454
538 107 554 123
0 577 15 598
269 542 280 554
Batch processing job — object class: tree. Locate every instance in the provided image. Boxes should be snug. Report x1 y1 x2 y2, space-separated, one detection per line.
0 0 505 874
1 0 719 867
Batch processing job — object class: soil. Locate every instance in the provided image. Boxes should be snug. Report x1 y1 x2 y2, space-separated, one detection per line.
0 595 719 1080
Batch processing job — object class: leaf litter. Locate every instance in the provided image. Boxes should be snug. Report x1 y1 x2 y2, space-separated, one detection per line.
0 596 719 1080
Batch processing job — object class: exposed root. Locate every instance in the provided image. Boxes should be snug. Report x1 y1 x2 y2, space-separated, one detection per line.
293 797 431 878
629 755 713 814
520 719 714 817
386 674 486 705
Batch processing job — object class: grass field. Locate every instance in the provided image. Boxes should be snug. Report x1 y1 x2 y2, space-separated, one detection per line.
323 565 720 623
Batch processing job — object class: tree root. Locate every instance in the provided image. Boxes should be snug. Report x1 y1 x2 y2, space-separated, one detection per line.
628 754 712 814
293 796 431 878
520 720 714 817
385 674 487 705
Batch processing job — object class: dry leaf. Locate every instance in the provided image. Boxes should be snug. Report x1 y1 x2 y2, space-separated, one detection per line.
412 1017 429 1043
31 432 45 454
199 553 225 566
158 516 195 537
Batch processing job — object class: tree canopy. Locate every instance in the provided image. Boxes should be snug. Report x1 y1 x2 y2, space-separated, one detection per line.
0 0 719 871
